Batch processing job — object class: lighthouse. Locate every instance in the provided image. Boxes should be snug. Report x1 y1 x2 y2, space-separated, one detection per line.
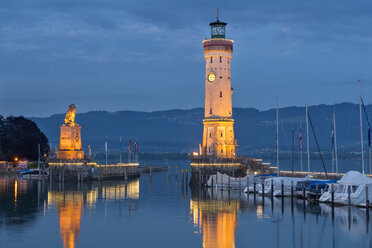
200 14 237 158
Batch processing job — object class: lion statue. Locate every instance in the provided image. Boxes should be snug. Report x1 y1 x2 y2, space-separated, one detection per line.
64 104 76 126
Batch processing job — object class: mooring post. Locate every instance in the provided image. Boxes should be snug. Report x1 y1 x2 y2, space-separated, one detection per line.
315 182 319 201
149 166 152 178
168 166 171 179
303 182 306 199
331 184 335 209
181 169 184 185
366 186 370 222
246 177 249 188
185 169 188 185
271 179 274 198
239 177 241 190
228 174 231 190
291 180 294 198
175 165 178 180
253 180 256 195
50 167 52 184
199 170 201 187
281 180 284 198
347 185 351 205
262 178 265 197
366 186 369 209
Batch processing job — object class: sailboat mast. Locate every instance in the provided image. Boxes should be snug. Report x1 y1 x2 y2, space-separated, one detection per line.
276 97 279 175
300 122 303 172
334 111 339 177
359 79 365 174
306 104 311 173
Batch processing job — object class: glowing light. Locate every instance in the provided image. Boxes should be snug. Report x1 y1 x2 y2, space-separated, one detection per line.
193 152 199 156
14 157 18 162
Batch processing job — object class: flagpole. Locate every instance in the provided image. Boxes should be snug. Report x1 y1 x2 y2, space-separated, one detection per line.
331 118 334 174
105 136 108 167
300 123 303 172
306 104 311 173
358 79 365 174
276 96 279 175
334 111 339 178
128 139 131 163
119 136 122 164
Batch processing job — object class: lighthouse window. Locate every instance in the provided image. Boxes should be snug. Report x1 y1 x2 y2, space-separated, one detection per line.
209 132 212 138
220 76 222 79
228 77 230 79
210 108 212 114
220 56 222 63
220 91 222 97
220 132 223 137
228 60 230 64
221 149 223 154
210 57 213 63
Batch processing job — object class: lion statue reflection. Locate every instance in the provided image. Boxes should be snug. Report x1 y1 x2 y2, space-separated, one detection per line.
64 104 76 126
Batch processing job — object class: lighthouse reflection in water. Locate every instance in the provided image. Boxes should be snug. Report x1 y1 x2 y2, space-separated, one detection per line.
1 166 372 248
190 189 238 248
48 180 139 248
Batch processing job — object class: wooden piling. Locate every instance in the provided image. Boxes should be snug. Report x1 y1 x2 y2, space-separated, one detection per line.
262 178 265 197
198 170 201 187
239 177 241 190
271 179 274 198
315 182 319 201
149 166 152 178
291 180 294 198
302 182 306 199
168 166 171 179
185 169 188 184
50 168 52 184
253 181 256 195
366 186 370 220
181 169 184 184
347 185 351 205
228 174 231 190
175 165 178 180
281 180 284 198
331 184 335 208
366 186 369 208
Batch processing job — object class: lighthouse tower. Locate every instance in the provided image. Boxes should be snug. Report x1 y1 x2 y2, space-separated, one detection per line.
200 14 237 158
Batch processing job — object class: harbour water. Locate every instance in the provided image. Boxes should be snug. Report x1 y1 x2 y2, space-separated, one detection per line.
1 159 371 248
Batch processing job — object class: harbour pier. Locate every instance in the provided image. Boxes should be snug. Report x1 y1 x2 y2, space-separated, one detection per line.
48 160 139 182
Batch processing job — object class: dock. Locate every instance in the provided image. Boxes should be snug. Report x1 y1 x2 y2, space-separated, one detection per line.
48 160 140 182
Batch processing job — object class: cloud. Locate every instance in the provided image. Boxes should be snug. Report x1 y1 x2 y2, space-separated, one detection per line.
1 0 372 116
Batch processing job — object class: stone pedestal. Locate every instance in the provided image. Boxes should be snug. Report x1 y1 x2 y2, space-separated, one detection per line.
56 124 84 160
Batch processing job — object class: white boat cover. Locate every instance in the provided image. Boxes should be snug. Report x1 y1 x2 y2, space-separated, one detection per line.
319 171 372 207
260 176 310 196
206 172 248 189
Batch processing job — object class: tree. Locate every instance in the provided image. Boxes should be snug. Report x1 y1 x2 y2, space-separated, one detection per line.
1 116 49 161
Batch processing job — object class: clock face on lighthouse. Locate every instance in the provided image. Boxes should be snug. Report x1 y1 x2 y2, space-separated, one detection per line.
208 72 216 82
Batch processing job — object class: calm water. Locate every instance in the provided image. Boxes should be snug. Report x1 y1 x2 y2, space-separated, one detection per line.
1 159 372 248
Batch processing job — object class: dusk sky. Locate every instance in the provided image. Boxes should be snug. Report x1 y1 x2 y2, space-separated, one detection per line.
1 0 372 117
